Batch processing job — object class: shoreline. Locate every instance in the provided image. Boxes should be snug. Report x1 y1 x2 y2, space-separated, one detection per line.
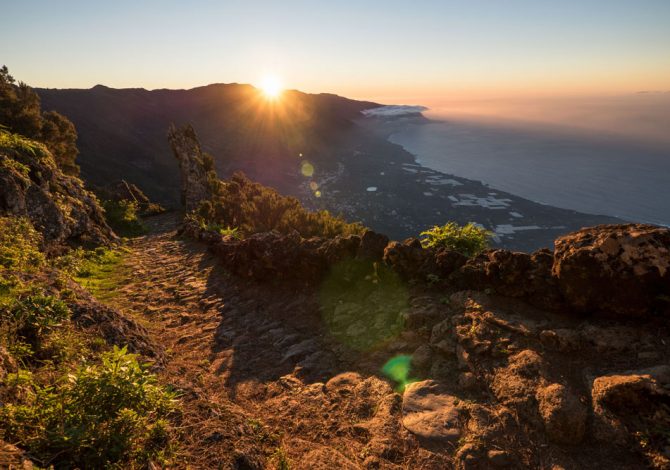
384 113 670 227
298 115 623 252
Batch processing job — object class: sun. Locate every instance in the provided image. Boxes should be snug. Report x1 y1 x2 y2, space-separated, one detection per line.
259 75 282 99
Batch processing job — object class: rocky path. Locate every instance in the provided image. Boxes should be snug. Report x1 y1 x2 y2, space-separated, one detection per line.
102 214 430 469
93 213 670 470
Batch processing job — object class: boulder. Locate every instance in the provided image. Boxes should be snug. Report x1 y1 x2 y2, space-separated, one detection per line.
411 344 433 369
591 368 670 445
449 249 561 309
553 224 670 317
402 380 462 446
536 383 587 445
491 349 548 411
383 238 436 280
357 230 389 260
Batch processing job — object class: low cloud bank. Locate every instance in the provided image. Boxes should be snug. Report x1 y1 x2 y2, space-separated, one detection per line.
427 94 670 149
363 105 428 117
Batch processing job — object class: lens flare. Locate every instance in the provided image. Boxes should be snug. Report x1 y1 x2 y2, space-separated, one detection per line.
319 259 408 351
300 161 314 177
382 355 417 392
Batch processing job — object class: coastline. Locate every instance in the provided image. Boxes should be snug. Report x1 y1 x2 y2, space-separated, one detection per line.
386 114 670 227
297 113 623 252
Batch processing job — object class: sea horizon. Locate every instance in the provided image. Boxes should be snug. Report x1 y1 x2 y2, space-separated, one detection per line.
387 109 670 228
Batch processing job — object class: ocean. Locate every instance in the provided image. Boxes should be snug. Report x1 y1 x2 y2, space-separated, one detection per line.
388 118 670 226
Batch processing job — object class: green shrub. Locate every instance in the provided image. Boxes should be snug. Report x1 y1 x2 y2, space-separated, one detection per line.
5 295 70 344
0 127 49 160
0 217 45 272
0 346 176 468
196 172 364 239
102 200 147 237
420 222 492 257
1 66 80 175
207 223 242 239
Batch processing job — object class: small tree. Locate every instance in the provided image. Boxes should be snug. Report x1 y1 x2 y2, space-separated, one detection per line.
420 222 492 257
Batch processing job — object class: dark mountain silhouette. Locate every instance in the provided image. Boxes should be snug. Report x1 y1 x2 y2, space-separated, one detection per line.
37 84 379 203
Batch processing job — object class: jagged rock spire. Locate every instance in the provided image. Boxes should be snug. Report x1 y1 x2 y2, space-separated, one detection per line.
167 124 212 211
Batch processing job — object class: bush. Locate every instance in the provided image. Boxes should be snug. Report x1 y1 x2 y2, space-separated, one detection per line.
6 294 70 345
420 222 491 257
0 217 45 272
102 200 147 237
0 346 176 468
196 172 364 239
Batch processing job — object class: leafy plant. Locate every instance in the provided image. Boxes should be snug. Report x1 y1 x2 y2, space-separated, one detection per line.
420 222 492 257
195 172 365 239
0 346 177 468
203 222 242 239
6 294 70 343
0 127 49 159
102 199 147 237
0 217 45 272
271 446 291 470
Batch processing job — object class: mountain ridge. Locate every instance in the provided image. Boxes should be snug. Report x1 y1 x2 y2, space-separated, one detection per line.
36 83 380 205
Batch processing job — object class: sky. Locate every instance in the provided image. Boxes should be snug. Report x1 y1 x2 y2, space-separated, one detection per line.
2 0 670 104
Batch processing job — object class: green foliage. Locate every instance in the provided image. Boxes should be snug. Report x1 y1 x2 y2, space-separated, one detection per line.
0 217 45 272
0 346 176 468
0 65 79 175
102 200 147 237
68 247 126 302
40 110 79 176
271 446 291 470
420 222 492 257
0 128 49 160
6 295 70 343
196 172 364 239
208 223 242 239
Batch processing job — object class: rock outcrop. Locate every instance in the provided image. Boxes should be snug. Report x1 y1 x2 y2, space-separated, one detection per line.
171 139 670 467
0 131 115 249
185 212 670 320
168 124 213 211
553 224 670 317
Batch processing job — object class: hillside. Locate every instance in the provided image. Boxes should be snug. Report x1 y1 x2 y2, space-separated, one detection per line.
1 126 669 469
37 84 379 204
36 84 622 252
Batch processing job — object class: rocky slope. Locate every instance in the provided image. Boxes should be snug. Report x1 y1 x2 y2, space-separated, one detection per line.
36 84 624 251
0 129 115 250
2 122 668 468
168 132 670 468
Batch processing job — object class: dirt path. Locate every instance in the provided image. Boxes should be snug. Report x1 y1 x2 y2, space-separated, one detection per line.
100 214 425 469
88 213 667 470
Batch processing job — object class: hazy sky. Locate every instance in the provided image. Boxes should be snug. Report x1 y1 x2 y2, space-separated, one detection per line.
2 0 669 103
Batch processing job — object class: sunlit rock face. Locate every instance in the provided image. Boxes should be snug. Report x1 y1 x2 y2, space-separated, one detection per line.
553 224 670 317
168 124 212 211
0 133 115 249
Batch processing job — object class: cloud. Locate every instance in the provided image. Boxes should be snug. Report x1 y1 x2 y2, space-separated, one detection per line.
363 105 428 117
